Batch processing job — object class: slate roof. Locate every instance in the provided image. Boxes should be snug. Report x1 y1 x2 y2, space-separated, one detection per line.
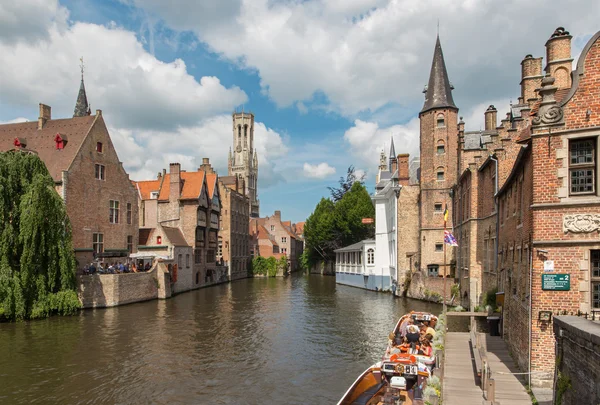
421 36 457 113
157 171 206 201
206 173 217 198
335 239 375 252
0 115 96 182
139 228 153 246
162 226 189 247
73 78 90 117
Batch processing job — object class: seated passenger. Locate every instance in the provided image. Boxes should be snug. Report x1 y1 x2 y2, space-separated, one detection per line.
424 321 436 338
419 339 433 357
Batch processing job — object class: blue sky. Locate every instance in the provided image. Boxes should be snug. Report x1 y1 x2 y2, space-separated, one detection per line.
1 0 599 222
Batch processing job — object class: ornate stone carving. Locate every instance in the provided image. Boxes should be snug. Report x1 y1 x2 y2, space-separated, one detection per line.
563 214 600 233
532 105 564 125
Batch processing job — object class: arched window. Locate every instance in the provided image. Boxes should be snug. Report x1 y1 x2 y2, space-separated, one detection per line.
437 168 445 181
436 140 445 155
367 248 374 265
437 114 445 128
238 125 242 139
244 124 248 139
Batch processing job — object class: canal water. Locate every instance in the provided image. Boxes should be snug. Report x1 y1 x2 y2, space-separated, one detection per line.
0 275 442 404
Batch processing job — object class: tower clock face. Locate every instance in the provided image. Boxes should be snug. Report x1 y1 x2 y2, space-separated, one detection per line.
236 145 242 152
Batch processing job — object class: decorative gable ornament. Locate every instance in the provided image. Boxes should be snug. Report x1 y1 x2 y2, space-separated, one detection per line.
563 214 600 233
532 75 564 126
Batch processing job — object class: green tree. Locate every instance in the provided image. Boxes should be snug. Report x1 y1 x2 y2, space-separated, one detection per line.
303 180 374 268
327 165 365 202
0 152 80 321
333 181 375 247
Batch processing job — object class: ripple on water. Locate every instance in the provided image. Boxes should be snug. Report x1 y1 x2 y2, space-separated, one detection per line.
0 275 442 404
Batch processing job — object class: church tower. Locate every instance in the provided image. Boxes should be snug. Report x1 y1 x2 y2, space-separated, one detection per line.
418 35 459 277
228 111 259 217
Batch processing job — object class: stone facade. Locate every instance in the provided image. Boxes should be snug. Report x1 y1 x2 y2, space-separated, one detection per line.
228 112 259 217
553 316 600 405
0 102 139 269
78 263 170 308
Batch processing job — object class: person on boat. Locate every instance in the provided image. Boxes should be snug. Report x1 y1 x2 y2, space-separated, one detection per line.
399 317 414 338
419 339 433 357
424 321 436 338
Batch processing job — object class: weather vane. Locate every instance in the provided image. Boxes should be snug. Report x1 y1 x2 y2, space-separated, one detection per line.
79 56 84 78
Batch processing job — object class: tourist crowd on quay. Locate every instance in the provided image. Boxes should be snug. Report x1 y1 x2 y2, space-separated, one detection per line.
83 261 152 275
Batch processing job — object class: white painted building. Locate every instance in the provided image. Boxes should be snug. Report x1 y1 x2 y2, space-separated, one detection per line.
372 139 401 293
334 240 378 289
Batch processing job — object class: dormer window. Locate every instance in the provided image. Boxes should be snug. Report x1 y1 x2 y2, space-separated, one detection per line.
96 142 103 153
13 137 26 149
54 133 67 150
150 191 159 199
437 114 445 128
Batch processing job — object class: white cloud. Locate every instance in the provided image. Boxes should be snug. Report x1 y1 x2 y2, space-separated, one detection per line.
0 0 68 45
343 118 420 180
0 118 28 125
0 6 247 131
303 162 336 179
111 114 288 188
129 0 600 117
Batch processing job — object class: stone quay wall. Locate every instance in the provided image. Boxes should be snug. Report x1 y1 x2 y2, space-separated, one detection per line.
553 316 600 405
78 266 165 308
407 271 453 304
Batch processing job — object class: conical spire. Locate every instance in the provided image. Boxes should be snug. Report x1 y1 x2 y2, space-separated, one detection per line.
389 136 396 160
421 35 457 114
74 57 90 117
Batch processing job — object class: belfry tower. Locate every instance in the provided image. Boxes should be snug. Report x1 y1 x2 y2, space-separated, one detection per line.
228 111 259 217
418 35 459 277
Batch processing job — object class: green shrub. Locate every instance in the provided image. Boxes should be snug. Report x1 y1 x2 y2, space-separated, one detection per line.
482 287 498 309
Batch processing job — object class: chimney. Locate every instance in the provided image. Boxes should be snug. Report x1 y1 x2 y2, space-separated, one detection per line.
545 27 573 89
274 210 281 220
484 105 497 131
169 163 181 201
199 157 215 174
96 109 102 116
38 103 51 130
157 172 162 180
520 54 543 106
397 153 410 186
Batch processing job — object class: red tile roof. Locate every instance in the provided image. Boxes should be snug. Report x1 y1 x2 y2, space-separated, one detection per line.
295 221 305 235
0 115 96 182
257 225 279 246
135 179 161 200
206 173 217 198
157 171 206 201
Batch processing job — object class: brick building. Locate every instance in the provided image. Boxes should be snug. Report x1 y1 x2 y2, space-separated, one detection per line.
435 27 600 387
249 211 304 272
216 171 250 281
134 161 226 288
0 78 138 268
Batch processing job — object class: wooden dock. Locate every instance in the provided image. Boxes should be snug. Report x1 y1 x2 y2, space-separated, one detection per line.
442 332 531 405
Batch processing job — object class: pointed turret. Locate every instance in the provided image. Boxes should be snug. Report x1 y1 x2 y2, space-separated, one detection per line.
389 136 396 167
74 58 90 117
421 36 457 114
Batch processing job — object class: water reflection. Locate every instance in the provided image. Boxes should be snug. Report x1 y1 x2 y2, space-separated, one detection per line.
0 275 441 404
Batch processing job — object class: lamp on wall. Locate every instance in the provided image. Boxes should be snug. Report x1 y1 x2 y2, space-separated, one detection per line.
538 310 552 322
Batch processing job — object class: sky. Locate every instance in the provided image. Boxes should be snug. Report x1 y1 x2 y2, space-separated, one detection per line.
1 0 599 223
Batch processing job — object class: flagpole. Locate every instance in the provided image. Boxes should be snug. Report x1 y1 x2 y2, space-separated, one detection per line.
443 203 447 315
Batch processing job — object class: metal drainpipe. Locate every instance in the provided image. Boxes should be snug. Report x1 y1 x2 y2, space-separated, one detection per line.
528 236 533 389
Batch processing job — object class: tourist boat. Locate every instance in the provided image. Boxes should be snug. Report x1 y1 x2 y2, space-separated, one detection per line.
337 355 430 405
383 311 439 369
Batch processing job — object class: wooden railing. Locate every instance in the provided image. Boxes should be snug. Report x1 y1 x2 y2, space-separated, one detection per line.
470 330 496 403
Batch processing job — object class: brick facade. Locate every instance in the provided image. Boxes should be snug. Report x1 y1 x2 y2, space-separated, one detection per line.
217 174 250 281
0 106 139 269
